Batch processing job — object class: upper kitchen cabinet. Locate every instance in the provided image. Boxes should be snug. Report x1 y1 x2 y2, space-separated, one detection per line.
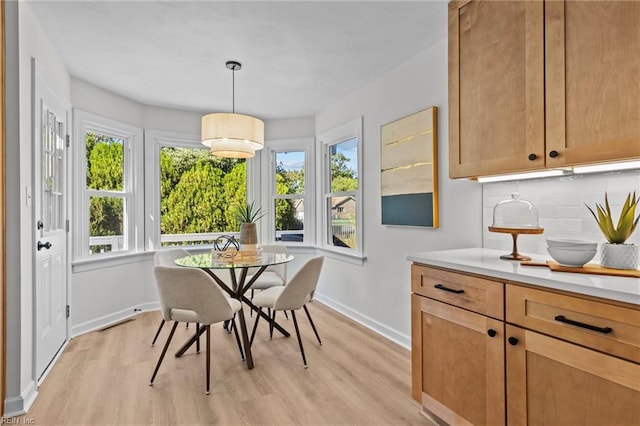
448 1 545 178
546 1 640 167
449 0 640 179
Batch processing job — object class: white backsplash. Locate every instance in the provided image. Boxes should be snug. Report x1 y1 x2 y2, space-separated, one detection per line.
482 169 640 259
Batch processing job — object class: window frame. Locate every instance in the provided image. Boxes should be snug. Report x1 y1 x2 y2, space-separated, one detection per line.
261 138 315 246
144 129 255 250
72 110 144 260
317 117 363 257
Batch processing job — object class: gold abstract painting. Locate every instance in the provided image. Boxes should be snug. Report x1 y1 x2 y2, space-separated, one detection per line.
380 107 438 227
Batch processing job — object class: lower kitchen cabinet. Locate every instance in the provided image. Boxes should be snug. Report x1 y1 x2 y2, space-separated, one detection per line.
411 294 505 426
411 263 640 425
506 324 640 426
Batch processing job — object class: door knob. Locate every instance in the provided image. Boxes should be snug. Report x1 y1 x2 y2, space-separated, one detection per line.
508 336 519 346
487 329 497 337
37 241 52 251
549 150 559 158
37 220 44 230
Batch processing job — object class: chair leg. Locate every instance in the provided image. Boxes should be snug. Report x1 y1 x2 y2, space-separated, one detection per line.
249 307 262 346
150 321 179 385
196 323 201 353
186 323 189 329
269 310 276 340
231 317 245 360
205 325 211 395
250 290 255 317
151 319 165 347
290 310 307 368
303 305 322 345
284 311 289 320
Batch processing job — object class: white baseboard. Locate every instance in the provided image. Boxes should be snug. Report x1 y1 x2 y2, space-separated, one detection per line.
314 293 410 350
71 301 160 337
4 380 37 418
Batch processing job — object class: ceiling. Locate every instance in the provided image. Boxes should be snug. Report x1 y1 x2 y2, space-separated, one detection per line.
26 1 447 120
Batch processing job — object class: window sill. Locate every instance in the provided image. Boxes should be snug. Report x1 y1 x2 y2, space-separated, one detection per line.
72 251 153 273
316 247 367 266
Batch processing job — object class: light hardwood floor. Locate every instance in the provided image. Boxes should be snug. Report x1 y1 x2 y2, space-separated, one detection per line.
19 302 430 425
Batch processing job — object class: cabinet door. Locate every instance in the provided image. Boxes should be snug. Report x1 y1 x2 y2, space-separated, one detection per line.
546 1 640 167
412 294 505 426
449 0 545 178
506 324 640 426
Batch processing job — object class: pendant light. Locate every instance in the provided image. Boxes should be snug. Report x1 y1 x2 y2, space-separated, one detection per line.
201 61 264 158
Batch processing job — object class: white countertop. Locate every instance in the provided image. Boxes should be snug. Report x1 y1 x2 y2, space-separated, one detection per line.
407 248 640 306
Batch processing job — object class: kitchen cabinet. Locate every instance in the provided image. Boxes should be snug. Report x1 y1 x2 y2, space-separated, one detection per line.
506 325 640 426
505 285 640 425
448 0 640 178
545 1 640 168
411 264 505 425
411 263 640 425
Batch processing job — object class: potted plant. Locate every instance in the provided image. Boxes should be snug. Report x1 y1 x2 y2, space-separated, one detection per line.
586 191 639 269
233 201 265 250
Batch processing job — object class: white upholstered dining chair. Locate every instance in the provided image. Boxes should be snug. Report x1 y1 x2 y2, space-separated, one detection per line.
246 244 288 299
151 248 191 347
249 256 324 368
149 265 242 394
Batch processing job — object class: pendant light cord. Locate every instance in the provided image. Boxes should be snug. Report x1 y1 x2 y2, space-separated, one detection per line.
232 67 235 113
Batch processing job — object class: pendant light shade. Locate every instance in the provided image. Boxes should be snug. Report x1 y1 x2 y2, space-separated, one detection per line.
202 61 264 158
201 113 264 158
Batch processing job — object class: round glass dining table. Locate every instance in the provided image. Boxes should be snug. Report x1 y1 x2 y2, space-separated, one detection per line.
174 251 294 369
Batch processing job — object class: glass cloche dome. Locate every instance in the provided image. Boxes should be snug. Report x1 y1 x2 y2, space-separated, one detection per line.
491 192 540 229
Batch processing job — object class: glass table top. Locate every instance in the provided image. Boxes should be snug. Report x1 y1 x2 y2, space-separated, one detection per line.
174 252 294 269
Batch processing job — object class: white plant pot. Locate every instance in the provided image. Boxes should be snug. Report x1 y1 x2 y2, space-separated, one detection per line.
600 243 639 270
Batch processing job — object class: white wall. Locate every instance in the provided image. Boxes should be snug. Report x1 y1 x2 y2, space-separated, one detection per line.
4 2 72 415
483 170 640 260
314 8 482 347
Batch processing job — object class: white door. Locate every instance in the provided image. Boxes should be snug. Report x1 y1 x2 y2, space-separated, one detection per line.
33 63 69 380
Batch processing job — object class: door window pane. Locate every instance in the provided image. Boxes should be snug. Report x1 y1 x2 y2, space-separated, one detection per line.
42 107 65 232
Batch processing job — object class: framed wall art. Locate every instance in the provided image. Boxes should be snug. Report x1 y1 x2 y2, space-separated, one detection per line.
380 106 438 228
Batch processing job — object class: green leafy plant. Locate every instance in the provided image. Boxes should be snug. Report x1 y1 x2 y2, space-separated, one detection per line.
233 201 265 223
586 192 639 244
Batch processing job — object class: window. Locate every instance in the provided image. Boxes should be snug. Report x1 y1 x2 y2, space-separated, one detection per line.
73 111 143 259
317 117 363 256
145 130 249 249
262 138 314 244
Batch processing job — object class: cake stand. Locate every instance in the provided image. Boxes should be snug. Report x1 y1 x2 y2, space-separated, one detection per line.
488 226 544 261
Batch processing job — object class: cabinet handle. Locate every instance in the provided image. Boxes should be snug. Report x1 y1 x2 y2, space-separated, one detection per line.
554 315 613 334
549 150 559 158
487 329 497 338
528 153 537 161
434 284 465 294
508 336 519 346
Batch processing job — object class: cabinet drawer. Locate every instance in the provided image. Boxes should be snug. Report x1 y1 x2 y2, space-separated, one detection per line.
506 284 640 363
412 264 504 319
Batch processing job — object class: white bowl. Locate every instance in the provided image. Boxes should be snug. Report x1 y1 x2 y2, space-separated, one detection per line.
547 246 596 267
546 239 597 251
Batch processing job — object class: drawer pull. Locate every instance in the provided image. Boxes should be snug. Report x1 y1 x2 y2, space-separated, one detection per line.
487 329 497 338
554 315 613 334
434 284 465 294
